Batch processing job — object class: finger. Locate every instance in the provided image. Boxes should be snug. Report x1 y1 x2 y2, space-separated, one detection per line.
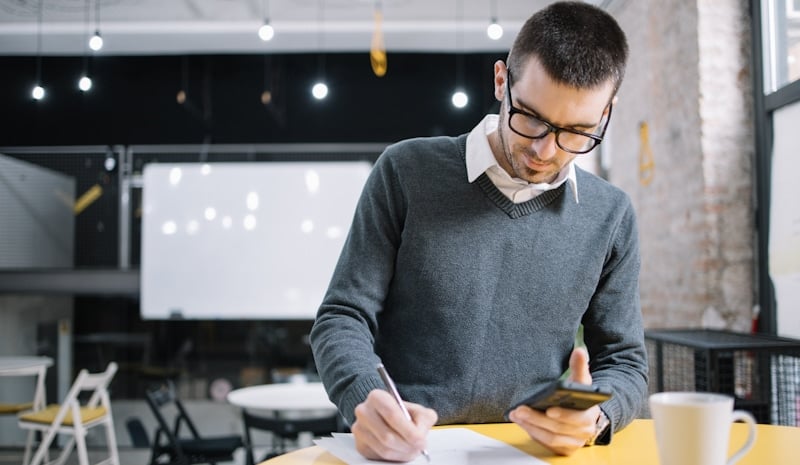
407 402 438 430
353 400 417 461
510 405 575 435
355 391 431 460
532 426 589 456
353 420 419 462
545 405 600 441
385 401 434 454
368 391 435 437
351 420 385 460
509 407 589 456
371 394 426 441
546 403 599 423
566 347 593 385
353 399 403 454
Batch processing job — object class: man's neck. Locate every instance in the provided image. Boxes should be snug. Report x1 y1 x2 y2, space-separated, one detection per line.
487 129 515 179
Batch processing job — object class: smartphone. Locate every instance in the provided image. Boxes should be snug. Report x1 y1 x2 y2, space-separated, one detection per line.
505 380 612 419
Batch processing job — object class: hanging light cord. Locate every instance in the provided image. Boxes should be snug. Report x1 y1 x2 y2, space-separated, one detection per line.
35 0 43 84
85 0 91 47
317 0 325 77
84 0 91 72
181 56 189 94
456 0 464 86
95 0 101 30
83 0 92 56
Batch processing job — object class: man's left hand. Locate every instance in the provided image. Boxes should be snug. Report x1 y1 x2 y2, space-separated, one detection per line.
508 347 601 456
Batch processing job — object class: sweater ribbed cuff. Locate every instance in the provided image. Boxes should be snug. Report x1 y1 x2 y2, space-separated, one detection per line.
339 374 387 425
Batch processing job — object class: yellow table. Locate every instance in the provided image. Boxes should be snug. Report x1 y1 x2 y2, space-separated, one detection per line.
260 419 799 464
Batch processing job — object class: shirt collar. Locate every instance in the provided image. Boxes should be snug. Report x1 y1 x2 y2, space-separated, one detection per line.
466 114 579 203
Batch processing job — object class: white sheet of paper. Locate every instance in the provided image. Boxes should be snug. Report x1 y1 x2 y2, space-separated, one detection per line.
313 428 547 465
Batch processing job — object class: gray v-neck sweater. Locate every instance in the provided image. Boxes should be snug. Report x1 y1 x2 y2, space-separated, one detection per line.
311 134 647 439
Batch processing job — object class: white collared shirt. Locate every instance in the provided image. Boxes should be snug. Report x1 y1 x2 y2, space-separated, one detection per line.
465 114 579 204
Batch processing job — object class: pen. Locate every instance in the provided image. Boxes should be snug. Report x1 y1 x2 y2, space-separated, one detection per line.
376 363 431 463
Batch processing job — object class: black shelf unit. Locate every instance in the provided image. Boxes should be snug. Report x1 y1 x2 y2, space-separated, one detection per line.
646 329 800 425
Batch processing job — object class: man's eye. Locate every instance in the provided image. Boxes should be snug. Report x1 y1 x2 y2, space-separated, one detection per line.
526 116 545 127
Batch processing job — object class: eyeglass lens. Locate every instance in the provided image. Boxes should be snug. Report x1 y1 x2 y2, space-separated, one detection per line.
508 113 597 153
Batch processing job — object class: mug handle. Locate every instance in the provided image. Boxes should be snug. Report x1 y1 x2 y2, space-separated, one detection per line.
726 410 757 465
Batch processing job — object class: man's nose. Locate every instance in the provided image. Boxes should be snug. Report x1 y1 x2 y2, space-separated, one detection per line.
532 131 558 160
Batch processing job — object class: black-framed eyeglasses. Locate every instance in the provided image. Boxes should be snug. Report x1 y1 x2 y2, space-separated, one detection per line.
505 70 612 155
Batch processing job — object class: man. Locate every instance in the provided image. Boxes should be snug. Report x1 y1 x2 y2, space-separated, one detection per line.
310 1 647 461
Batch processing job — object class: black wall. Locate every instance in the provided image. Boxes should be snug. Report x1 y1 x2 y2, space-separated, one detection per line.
0 52 505 146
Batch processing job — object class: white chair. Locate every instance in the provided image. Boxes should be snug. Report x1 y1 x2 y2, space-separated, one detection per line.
18 362 119 465
2 400 35 465
0 356 51 465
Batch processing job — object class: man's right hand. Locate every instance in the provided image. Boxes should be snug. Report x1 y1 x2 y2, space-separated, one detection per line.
351 389 438 461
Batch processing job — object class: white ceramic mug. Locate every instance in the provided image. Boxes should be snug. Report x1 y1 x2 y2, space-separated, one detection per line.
649 392 756 465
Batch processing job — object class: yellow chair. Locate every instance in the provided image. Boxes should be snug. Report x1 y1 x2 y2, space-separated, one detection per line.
18 362 119 465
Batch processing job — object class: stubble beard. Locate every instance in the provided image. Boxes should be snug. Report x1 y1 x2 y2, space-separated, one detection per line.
497 121 551 184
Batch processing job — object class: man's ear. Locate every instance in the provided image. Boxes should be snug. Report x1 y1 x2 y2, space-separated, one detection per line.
493 60 507 102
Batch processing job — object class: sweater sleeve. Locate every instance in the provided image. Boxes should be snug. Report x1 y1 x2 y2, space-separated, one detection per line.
309 150 406 425
581 197 648 442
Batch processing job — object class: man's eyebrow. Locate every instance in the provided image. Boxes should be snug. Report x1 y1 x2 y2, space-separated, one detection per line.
514 95 599 130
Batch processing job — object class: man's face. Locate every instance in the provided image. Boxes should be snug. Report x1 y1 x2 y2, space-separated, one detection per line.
490 58 614 184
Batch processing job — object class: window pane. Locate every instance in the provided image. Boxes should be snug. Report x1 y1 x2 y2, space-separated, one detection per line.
763 0 800 92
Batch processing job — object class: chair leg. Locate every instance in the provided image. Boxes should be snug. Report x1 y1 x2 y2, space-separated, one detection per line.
74 432 90 465
54 437 77 465
104 418 120 465
28 426 61 465
22 430 34 465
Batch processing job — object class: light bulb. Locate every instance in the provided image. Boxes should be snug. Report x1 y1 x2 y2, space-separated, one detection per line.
487 21 503 40
312 82 328 100
32 85 45 100
89 31 103 51
452 90 468 108
104 156 116 172
79 76 92 92
258 22 274 41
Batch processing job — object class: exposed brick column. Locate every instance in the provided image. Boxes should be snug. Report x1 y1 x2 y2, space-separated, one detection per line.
607 0 755 330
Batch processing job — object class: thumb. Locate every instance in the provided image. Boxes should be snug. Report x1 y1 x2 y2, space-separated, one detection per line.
567 347 593 385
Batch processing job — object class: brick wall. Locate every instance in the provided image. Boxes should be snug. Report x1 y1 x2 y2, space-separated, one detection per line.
608 0 755 331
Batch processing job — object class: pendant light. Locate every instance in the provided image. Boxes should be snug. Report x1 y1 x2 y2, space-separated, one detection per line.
451 0 468 109
486 0 503 40
258 0 275 41
370 0 387 77
31 0 45 100
311 0 328 100
79 0 93 92
89 0 103 51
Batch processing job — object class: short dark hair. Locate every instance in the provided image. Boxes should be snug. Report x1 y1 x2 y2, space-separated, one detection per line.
507 1 629 94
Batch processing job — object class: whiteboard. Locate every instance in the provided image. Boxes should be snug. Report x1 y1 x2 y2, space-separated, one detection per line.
140 161 372 319
769 100 800 339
